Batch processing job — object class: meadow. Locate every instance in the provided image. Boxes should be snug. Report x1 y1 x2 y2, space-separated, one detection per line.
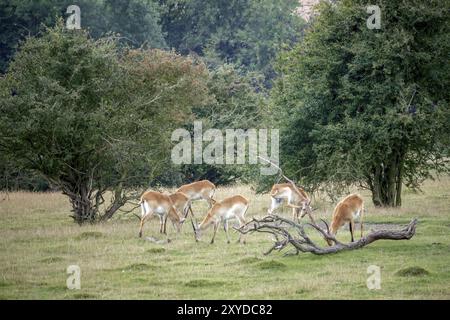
0 176 449 299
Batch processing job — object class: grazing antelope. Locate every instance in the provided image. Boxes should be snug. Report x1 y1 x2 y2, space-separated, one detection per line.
168 192 191 220
176 180 216 210
138 191 185 238
268 183 312 222
326 193 365 246
195 195 249 244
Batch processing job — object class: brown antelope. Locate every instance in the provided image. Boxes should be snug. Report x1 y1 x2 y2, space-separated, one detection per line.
268 183 312 222
167 191 198 237
138 191 185 238
176 180 216 210
195 195 249 244
168 191 191 220
326 193 365 246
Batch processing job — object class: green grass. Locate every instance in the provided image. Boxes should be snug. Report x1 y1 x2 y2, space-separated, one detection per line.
395 267 430 277
0 176 449 299
76 231 104 240
258 260 287 270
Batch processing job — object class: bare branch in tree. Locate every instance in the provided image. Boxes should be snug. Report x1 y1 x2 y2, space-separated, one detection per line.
258 155 302 188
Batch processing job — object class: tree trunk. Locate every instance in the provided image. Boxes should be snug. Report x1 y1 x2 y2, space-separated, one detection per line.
49 173 126 224
99 185 127 221
371 165 383 207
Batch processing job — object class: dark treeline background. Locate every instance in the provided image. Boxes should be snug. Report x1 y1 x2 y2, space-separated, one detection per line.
1 0 449 223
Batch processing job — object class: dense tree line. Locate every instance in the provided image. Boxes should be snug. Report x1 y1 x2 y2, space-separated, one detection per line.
0 0 303 75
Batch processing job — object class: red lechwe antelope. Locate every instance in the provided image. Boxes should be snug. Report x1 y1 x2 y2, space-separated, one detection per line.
326 193 365 246
195 195 249 244
268 183 312 222
176 180 216 210
168 191 191 220
138 191 186 238
168 191 197 236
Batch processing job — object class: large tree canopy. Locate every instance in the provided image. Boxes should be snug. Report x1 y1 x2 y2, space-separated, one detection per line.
272 0 450 206
0 22 208 223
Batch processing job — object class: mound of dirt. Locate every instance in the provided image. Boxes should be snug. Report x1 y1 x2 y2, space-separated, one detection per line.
395 266 430 277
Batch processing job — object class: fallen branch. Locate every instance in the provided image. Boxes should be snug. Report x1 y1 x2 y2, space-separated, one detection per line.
236 215 418 255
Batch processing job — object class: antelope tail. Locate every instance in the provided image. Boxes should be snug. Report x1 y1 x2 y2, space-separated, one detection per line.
140 199 146 218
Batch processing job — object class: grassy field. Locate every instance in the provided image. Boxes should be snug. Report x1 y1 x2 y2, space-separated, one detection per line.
0 176 449 299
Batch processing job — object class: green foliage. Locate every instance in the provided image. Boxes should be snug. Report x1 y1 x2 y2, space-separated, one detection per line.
168 64 268 186
0 152 51 191
272 0 450 205
0 0 61 72
0 22 208 223
88 0 166 48
1 0 303 80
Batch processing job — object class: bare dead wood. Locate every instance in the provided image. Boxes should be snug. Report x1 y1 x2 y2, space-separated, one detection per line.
236 215 418 256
